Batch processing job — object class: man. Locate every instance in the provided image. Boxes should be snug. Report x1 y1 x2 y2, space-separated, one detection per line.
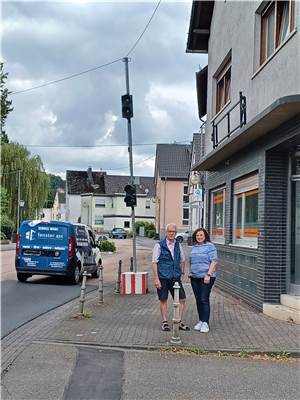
152 223 190 332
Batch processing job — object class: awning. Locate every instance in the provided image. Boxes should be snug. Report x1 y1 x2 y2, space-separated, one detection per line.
193 95 300 171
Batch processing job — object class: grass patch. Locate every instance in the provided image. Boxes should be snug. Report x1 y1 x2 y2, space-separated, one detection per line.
72 311 94 319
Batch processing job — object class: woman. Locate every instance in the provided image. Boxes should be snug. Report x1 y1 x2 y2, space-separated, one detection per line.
189 228 218 333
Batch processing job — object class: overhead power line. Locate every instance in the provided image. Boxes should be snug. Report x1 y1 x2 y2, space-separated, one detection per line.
11 0 162 96
20 139 190 148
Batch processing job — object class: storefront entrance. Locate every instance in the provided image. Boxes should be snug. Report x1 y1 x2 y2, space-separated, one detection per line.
290 151 300 295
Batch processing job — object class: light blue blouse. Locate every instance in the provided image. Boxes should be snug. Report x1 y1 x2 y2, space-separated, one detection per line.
189 242 218 278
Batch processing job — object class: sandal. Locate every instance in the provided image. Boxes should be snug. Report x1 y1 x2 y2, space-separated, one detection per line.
179 321 190 331
161 320 170 331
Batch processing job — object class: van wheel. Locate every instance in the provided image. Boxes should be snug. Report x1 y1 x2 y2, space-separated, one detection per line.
70 265 80 285
17 273 31 282
176 236 183 243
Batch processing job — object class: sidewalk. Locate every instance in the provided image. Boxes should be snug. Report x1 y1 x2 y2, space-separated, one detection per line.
39 278 299 355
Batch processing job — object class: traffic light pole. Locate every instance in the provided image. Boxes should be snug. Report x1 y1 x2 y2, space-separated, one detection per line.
123 57 137 273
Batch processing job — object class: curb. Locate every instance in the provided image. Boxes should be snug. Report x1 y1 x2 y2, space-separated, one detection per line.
32 338 300 358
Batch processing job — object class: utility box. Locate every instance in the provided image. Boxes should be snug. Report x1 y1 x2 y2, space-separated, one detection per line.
139 226 145 237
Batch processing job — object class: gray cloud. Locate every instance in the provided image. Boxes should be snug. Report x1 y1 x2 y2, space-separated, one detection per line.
3 1 207 177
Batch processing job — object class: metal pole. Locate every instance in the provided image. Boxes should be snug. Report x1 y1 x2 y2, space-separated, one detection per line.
17 170 21 233
114 260 122 294
98 263 104 304
170 281 182 344
123 57 137 273
79 271 91 314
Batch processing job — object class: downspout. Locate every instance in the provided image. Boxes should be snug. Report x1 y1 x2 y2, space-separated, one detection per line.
163 177 167 234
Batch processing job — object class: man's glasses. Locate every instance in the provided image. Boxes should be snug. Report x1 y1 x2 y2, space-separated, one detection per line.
167 231 176 233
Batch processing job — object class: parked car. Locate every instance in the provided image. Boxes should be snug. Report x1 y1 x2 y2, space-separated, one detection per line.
109 228 127 239
95 234 109 245
15 220 101 284
175 231 190 243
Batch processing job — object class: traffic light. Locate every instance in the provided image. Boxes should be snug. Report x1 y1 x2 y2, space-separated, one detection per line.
121 94 133 119
124 184 136 207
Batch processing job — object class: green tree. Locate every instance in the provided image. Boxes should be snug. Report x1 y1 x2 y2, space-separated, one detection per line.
1 143 50 230
0 62 13 144
0 186 14 239
45 174 65 208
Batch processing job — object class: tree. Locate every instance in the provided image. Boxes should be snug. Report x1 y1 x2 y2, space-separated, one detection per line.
0 62 13 144
45 174 66 208
0 186 14 239
1 143 50 230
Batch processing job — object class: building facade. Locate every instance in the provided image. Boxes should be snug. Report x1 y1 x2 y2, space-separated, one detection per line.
80 175 155 232
187 0 300 313
154 144 191 238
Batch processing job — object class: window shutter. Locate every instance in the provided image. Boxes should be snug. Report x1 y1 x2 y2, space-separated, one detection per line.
234 174 259 195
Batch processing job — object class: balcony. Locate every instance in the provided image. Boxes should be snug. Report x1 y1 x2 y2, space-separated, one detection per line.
211 92 246 149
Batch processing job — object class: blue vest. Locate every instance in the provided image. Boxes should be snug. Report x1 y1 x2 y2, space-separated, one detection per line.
157 239 181 279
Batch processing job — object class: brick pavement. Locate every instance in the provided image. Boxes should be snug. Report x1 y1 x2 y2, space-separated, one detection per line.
40 280 300 354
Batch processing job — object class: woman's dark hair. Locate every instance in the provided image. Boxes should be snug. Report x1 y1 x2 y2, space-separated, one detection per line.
192 228 211 244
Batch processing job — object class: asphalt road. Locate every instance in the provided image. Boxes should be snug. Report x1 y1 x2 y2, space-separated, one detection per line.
0 250 97 338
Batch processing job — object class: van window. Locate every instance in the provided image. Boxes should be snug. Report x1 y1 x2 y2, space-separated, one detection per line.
75 225 89 246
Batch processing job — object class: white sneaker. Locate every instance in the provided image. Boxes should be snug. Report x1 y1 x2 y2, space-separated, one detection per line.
193 321 202 331
200 322 209 333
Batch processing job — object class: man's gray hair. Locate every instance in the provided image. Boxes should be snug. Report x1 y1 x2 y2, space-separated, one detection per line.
166 223 177 232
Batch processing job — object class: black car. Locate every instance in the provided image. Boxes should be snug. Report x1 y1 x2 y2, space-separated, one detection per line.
109 228 127 239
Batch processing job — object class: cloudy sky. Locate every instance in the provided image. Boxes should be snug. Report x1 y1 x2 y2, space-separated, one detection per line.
2 0 207 178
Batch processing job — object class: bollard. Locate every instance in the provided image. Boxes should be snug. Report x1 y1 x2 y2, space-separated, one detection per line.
170 281 182 344
79 271 92 314
130 256 134 272
98 263 104 304
114 260 122 294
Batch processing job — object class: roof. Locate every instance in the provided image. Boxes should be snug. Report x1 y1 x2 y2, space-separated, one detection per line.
193 95 300 171
66 170 106 195
186 1 214 53
155 143 192 179
104 175 155 197
66 170 154 197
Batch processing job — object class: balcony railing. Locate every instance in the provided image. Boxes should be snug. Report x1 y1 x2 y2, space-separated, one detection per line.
211 92 247 149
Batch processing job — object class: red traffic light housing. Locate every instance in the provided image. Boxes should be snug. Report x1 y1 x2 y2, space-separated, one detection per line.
124 184 136 207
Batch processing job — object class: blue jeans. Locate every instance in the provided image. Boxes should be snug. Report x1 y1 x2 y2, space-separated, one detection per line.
190 277 215 324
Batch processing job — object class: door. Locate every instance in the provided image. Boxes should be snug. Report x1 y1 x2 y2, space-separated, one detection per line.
290 151 300 294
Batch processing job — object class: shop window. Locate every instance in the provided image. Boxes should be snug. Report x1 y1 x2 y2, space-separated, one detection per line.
211 187 226 243
260 0 295 65
233 174 259 247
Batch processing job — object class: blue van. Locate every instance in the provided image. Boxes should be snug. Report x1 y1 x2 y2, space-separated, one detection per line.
15 220 101 284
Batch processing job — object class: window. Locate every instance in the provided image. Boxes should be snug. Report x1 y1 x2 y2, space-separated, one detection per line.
215 59 231 113
94 215 104 225
211 188 226 243
95 198 105 207
183 184 189 204
260 0 295 65
145 199 151 209
183 183 189 225
124 221 130 228
233 174 259 247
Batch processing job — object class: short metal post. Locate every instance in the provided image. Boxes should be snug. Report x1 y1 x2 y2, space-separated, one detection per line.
79 271 91 314
114 260 122 294
98 263 104 304
170 281 182 344
130 256 134 272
